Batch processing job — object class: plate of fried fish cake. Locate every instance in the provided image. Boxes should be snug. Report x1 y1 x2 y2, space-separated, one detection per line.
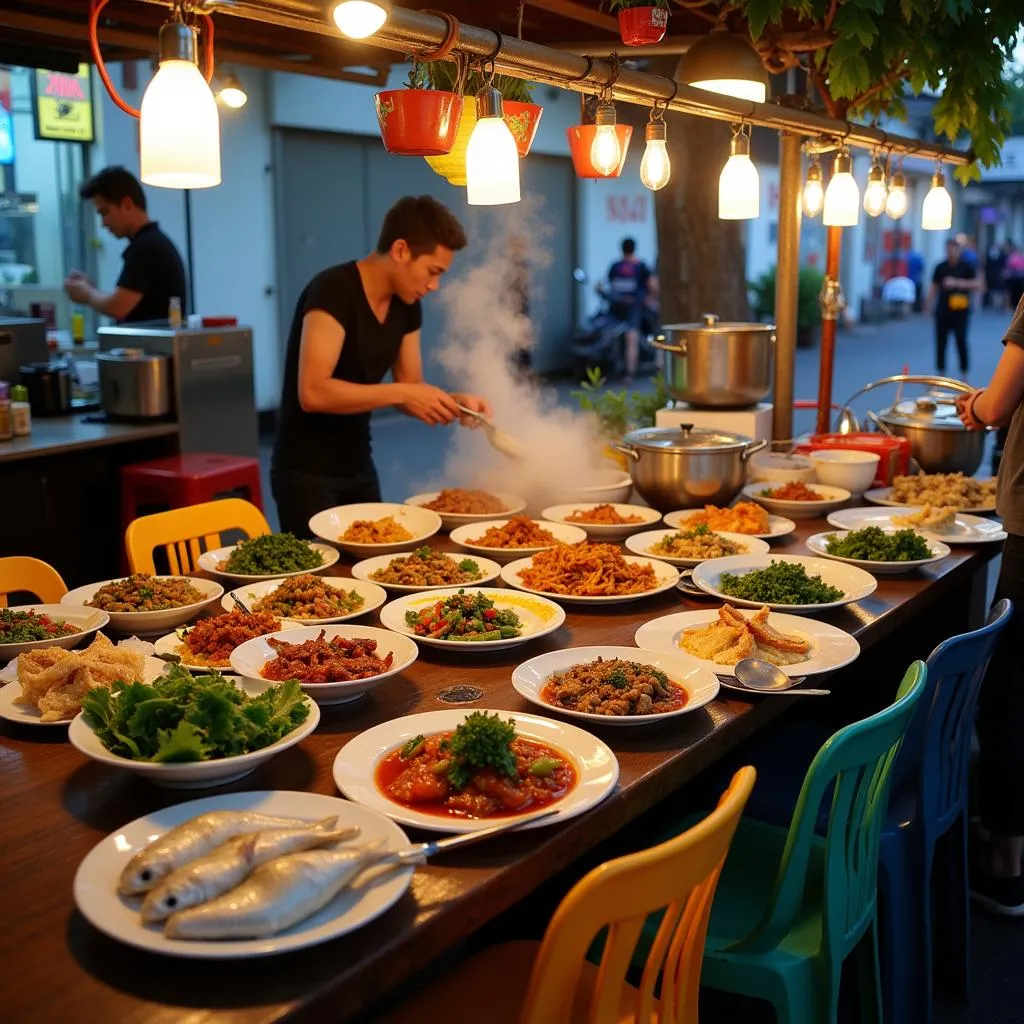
634 603 860 679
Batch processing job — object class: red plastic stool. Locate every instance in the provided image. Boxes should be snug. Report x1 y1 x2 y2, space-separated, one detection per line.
120 454 264 541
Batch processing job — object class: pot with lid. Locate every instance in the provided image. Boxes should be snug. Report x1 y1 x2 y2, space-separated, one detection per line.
651 314 775 409
611 425 767 511
97 347 172 419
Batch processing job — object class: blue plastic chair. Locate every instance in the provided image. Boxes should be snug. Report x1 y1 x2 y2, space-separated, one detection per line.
715 600 1012 1024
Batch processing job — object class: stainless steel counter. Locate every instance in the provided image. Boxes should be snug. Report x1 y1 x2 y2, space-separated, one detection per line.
0 417 179 464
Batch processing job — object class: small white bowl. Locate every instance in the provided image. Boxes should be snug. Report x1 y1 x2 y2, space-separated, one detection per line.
230 624 418 705
404 492 527 531
747 451 817 485
448 519 587 564
549 469 634 506
742 482 852 520
541 502 662 540
61 577 224 636
808 449 881 494
0 604 110 662
309 502 442 556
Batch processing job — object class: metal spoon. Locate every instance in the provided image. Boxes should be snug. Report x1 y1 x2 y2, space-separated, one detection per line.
230 592 252 614
455 404 528 461
734 657 831 696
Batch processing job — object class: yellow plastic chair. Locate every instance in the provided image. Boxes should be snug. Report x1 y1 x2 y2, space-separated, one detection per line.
0 556 68 607
381 766 756 1024
125 498 271 575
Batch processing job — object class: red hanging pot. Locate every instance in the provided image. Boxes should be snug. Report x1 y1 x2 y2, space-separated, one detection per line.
566 124 633 178
618 6 669 46
374 89 464 156
502 101 544 156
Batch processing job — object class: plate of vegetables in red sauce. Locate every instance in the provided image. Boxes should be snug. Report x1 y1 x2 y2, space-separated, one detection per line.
511 645 720 727
332 709 619 832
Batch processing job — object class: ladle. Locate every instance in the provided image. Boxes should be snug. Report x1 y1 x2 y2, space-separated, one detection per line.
456 404 528 461
734 658 830 696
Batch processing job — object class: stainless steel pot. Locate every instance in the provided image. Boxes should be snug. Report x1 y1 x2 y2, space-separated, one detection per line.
612 425 767 511
97 347 172 419
651 314 775 408
875 398 985 475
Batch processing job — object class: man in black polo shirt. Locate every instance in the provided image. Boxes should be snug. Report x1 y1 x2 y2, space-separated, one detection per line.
924 236 983 377
64 166 187 323
271 195 492 536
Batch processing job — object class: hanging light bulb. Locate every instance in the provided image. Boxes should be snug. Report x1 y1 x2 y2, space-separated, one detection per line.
640 111 671 191
921 164 953 231
718 124 758 220
885 169 908 220
332 0 388 39
590 97 623 177
863 156 887 218
140 19 221 189
675 27 768 103
802 154 824 218
465 85 520 206
822 147 859 227
217 72 247 109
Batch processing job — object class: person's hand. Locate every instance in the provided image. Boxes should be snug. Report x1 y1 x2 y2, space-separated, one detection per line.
63 275 91 303
397 383 460 426
942 277 956 290
451 392 493 428
956 389 986 430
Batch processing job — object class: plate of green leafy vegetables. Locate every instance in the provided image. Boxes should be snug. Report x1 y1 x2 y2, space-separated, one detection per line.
805 526 950 575
198 534 339 583
68 665 319 788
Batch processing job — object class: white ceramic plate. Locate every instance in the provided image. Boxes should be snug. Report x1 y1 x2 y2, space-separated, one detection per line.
0 604 110 662
540 502 662 540
634 609 861 679
309 502 443 556
624 529 770 568
864 483 997 514
378 588 566 651
61 577 224 637
805 531 951 575
404 491 527 531
229 624 418 705
690 554 877 613
196 541 340 584
0 654 167 727
220 577 387 625
448 519 588 564
826 506 1007 545
154 619 304 672
350 550 503 592
73 790 413 959
501 553 679 604
511 645 720 726
333 708 619 834
741 482 852 520
662 508 797 540
68 678 319 787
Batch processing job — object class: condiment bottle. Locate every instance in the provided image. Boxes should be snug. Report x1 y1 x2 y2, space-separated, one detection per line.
168 296 183 329
10 384 30 436
0 382 12 441
71 311 85 345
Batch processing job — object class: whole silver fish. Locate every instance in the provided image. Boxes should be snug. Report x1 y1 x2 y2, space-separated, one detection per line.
119 810 312 895
165 840 389 940
140 818 361 922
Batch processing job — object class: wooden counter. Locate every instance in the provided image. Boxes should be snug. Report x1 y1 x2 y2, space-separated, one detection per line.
0 415 178 464
0 522 1000 1024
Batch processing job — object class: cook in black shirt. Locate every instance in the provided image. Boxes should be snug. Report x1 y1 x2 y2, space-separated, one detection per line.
65 166 187 323
925 236 982 376
270 196 492 537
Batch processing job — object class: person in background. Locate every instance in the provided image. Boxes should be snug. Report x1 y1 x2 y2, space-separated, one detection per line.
597 237 651 382
906 248 924 312
271 195 491 537
64 166 187 323
957 291 1024 914
924 237 983 377
1006 243 1024 311
985 242 1008 311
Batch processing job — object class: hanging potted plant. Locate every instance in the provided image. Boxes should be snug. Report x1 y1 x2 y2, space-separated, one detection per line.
424 61 543 185
374 62 464 157
605 0 670 46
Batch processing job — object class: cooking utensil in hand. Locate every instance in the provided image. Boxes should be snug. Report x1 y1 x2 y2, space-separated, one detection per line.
455 404 528 461
734 658 830 696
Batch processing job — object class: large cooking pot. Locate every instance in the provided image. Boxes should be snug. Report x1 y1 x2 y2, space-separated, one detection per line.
19 362 70 417
97 347 172 419
612 425 767 511
651 314 775 408
875 398 985 475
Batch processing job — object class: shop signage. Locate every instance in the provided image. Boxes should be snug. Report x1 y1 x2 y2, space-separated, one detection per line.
33 65 94 143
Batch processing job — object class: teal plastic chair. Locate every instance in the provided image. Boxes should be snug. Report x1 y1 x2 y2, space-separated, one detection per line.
636 660 928 1024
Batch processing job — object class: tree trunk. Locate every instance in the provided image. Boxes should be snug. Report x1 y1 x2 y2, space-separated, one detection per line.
649 59 750 324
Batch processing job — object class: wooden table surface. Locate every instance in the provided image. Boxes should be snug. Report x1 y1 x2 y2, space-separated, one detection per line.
0 518 1000 1024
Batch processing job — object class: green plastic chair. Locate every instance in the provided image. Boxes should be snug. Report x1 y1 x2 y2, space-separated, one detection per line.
636 660 928 1024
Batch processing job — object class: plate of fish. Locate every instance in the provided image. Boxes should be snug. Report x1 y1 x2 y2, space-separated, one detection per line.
73 790 415 958
826 505 1007 545
634 604 860 679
